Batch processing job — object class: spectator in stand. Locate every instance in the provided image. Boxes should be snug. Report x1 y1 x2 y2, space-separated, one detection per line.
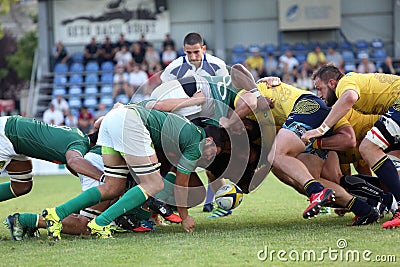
147 62 162 91
42 103 64 126
131 42 145 65
83 37 100 65
357 54 376 73
64 109 78 127
161 45 177 67
145 44 161 71
378 56 396 74
245 47 265 80
114 45 132 71
94 103 108 120
264 52 280 77
115 33 132 51
112 68 129 100
51 95 69 116
128 63 148 98
306 45 326 70
162 33 176 51
53 41 71 66
98 36 116 64
295 67 314 91
325 46 343 69
279 49 299 77
77 106 94 134
137 34 149 54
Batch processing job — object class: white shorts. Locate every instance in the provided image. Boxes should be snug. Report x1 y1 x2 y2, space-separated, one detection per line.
151 79 202 117
97 106 155 157
78 152 104 191
0 117 30 171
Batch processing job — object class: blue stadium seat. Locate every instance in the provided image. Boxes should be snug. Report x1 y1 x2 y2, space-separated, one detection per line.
100 85 113 95
370 38 384 50
68 86 82 96
308 42 321 50
69 97 82 109
85 61 99 72
101 73 114 84
83 97 98 109
69 74 83 85
342 50 355 62
101 61 114 72
323 40 338 50
279 43 291 52
355 39 369 50
295 53 307 63
232 44 247 55
53 86 66 96
100 95 114 107
85 73 99 84
54 63 68 74
344 63 356 73
70 62 84 73
340 41 353 51
71 52 84 63
373 49 387 66
53 75 67 86
356 50 370 60
115 94 130 104
292 42 307 52
84 85 98 96
248 44 261 53
232 55 246 64
264 43 276 54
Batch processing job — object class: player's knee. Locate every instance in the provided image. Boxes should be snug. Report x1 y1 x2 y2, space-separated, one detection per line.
11 181 33 196
359 138 377 158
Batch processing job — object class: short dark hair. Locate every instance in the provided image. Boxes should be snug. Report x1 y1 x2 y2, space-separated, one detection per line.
312 63 344 83
203 125 228 148
183 32 204 46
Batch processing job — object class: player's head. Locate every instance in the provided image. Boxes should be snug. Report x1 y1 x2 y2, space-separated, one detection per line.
312 63 344 107
183 32 206 67
88 130 99 147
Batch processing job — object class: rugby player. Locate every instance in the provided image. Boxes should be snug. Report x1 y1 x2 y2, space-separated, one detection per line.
302 64 400 228
0 116 102 203
41 104 224 239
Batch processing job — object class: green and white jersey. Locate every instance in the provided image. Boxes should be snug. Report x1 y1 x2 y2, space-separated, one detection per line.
199 75 239 126
128 105 206 174
4 116 90 164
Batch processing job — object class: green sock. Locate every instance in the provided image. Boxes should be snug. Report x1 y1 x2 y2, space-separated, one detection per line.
96 186 147 226
155 172 176 202
0 182 16 202
19 213 39 228
56 187 102 220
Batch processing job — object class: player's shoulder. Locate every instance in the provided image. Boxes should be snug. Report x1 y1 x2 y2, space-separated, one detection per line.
205 53 227 66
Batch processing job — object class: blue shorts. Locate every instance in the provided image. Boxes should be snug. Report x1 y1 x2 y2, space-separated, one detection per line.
282 94 330 159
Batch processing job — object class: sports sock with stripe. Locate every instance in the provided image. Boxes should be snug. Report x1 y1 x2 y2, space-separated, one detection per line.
372 156 400 202
0 182 17 202
303 179 324 197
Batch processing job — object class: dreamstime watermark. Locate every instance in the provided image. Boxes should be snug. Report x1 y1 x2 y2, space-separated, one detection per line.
257 239 397 263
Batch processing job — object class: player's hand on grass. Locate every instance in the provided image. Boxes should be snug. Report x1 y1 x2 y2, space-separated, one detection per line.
182 215 195 233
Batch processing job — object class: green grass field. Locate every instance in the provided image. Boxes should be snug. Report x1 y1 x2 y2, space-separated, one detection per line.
0 173 399 266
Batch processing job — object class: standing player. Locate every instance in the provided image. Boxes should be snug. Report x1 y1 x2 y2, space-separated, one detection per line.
301 64 400 228
41 105 223 239
160 32 229 83
157 32 229 216
0 116 103 203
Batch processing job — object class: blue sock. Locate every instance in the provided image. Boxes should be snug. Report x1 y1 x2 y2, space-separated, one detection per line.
372 156 400 202
303 179 324 197
204 184 214 205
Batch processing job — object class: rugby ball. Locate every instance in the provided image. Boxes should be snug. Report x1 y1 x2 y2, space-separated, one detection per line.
215 183 244 211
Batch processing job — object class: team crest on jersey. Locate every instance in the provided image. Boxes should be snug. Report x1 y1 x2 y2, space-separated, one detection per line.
0 161 6 169
393 98 400 112
292 99 320 114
